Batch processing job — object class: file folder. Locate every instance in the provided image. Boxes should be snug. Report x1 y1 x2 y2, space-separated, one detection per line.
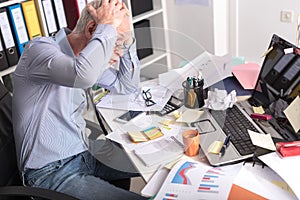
21 0 42 39
35 0 49 36
273 57 300 93
264 53 296 85
62 0 86 30
52 0 67 29
7 4 29 55
0 35 9 71
0 8 19 66
41 0 58 36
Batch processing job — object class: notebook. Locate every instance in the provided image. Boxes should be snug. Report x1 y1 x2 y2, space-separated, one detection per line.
192 34 300 166
134 136 184 167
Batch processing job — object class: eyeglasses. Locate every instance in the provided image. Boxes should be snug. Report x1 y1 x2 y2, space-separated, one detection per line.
142 89 156 107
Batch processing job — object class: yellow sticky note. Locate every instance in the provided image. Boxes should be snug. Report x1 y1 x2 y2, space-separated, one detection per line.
253 106 265 114
208 141 224 154
160 119 175 126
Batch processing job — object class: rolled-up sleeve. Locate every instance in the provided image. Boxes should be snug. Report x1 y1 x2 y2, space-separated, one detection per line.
96 38 140 94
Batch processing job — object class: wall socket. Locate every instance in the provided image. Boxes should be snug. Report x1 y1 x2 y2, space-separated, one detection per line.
280 10 293 23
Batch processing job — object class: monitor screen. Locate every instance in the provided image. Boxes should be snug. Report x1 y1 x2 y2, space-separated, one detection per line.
250 34 300 139
251 34 300 107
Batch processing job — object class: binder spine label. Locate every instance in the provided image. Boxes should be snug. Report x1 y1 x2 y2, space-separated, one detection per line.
53 0 67 28
11 7 29 44
0 12 15 48
42 0 57 34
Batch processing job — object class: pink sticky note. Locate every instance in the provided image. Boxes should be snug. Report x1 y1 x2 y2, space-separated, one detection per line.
232 62 261 90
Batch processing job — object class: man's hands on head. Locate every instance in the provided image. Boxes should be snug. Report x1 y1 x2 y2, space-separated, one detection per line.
87 0 134 65
88 0 126 28
116 5 133 46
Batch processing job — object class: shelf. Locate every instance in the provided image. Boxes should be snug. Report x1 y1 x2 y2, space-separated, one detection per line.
0 65 16 77
140 51 167 69
132 8 163 24
0 0 171 82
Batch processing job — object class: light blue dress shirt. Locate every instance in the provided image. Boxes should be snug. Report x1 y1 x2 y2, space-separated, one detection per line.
12 24 140 171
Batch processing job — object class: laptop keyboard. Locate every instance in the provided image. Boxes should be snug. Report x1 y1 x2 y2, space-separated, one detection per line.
210 105 259 156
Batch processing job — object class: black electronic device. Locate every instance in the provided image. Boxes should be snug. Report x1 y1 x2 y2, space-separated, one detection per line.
250 34 300 139
156 96 183 116
251 34 300 107
115 110 143 124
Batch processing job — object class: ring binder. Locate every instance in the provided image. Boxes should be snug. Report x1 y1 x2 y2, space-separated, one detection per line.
0 8 19 66
21 0 42 39
7 4 29 56
62 0 86 30
52 0 67 29
41 0 58 36
0 35 9 71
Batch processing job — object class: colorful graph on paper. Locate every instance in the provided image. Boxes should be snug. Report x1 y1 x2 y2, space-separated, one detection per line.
171 161 197 185
154 160 243 200
198 167 225 193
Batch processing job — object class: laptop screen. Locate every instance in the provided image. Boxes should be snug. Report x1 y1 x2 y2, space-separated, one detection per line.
250 34 300 138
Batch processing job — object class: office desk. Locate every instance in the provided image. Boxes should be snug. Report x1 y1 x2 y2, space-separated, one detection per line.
96 106 192 182
96 96 285 183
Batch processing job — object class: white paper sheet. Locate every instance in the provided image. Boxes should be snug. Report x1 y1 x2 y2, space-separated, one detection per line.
159 51 232 92
248 130 276 151
259 152 300 199
96 85 173 111
284 96 300 133
154 159 242 200
232 162 297 200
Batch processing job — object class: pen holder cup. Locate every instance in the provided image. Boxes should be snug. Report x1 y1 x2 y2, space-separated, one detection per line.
182 80 205 109
182 129 200 157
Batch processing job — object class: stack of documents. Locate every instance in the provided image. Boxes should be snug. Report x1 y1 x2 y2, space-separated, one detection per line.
158 51 232 92
97 84 172 111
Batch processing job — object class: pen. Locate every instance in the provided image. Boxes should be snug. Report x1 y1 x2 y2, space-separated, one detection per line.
219 134 231 157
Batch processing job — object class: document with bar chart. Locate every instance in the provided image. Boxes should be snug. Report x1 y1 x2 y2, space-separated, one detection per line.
154 159 242 200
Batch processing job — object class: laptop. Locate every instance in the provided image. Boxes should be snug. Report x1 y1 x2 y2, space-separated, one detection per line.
191 34 300 166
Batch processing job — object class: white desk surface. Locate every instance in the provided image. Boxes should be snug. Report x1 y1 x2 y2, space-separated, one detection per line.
96 107 164 182
95 72 286 182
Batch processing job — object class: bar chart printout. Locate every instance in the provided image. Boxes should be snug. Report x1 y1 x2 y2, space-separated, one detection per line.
154 160 242 200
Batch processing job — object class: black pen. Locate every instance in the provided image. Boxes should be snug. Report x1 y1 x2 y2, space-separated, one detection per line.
219 134 231 157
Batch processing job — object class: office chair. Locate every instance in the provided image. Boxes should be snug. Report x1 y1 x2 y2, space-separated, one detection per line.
0 82 79 200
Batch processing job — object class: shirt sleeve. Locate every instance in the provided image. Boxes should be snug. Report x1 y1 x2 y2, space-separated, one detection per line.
96 38 141 94
23 25 117 89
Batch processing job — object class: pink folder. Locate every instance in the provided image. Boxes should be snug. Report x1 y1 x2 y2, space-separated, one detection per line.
232 62 261 90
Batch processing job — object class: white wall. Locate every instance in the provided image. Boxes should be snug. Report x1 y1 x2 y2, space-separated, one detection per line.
165 1 215 68
166 0 300 67
229 0 300 64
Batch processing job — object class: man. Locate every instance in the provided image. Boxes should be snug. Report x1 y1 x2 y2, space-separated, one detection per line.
12 0 146 199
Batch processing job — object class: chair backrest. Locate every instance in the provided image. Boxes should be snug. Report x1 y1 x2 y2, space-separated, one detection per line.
0 82 21 186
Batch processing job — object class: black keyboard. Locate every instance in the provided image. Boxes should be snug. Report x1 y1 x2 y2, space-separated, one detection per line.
210 105 259 156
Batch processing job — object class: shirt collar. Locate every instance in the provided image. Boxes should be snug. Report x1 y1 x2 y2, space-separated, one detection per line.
55 28 75 57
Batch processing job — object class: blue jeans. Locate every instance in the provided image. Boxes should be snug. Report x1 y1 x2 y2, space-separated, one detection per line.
23 151 148 200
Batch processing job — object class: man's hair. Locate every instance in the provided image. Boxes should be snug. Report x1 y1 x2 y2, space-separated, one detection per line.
73 0 102 33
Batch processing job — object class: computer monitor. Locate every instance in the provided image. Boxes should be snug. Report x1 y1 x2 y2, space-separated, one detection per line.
250 34 300 139
251 34 300 106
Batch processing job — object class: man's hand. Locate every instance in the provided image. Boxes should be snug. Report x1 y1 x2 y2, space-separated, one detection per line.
109 45 124 65
87 0 127 28
116 5 133 46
